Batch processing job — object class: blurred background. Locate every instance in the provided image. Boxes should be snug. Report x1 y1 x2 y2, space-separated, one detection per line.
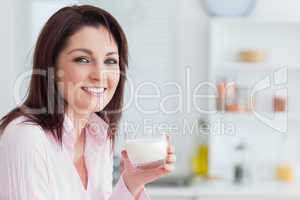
2 0 300 199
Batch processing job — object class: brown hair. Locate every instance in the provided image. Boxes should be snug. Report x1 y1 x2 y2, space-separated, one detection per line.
0 5 128 146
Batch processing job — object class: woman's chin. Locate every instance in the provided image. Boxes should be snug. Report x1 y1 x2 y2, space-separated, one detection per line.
70 91 111 114
69 102 103 115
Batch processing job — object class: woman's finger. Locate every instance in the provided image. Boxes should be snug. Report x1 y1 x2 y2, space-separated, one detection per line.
167 145 175 154
166 154 176 164
121 150 135 170
120 159 125 173
166 134 171 144
121 150 130 162
162 164 174 172
136 164 173 183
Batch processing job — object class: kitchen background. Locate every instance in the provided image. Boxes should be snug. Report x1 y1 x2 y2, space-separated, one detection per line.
2 0 300 199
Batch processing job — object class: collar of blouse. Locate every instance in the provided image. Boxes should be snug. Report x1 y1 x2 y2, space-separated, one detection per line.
62 112 109 154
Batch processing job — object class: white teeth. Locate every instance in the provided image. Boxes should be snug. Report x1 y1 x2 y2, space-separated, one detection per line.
82 87 106 96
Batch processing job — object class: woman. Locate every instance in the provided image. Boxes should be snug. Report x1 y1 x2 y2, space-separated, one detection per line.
0 5 175 200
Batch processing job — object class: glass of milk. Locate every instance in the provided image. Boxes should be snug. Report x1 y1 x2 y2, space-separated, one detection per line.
124 131 168 168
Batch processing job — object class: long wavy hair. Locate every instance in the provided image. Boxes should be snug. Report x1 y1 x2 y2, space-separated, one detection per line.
0 5 128 146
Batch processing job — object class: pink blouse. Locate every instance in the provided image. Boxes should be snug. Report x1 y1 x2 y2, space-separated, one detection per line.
0 113 149 200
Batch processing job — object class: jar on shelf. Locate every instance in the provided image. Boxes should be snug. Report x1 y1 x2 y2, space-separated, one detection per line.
236 87 255 112
273 90 287 112
216 79 226 111
225 79 237 106
233 142 251 185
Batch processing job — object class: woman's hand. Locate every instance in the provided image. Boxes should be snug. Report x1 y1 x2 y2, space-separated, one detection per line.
121 135 176 196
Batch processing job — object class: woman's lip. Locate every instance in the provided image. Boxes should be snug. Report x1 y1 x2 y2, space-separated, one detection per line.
81 87 107 97
82 86 107 89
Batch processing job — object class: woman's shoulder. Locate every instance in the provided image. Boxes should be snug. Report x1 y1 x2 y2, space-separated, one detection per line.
0 116 51 189
0 115 48 152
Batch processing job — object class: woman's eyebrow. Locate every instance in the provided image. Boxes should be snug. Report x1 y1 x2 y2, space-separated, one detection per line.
67 49 118 57
106 52 118 56
67 48 92 55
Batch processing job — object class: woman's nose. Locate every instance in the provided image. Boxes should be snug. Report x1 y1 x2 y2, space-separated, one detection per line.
89 63 108 82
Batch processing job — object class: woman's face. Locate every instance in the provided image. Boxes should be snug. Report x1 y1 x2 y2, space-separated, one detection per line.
56 26 120 116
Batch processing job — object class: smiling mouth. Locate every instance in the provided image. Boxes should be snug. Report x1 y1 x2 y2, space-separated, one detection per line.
81 87 107 97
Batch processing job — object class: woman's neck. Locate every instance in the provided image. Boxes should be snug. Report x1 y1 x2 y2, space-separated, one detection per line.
65 108 91 140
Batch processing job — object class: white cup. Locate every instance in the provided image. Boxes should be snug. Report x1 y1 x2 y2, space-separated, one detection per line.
124 132 167 168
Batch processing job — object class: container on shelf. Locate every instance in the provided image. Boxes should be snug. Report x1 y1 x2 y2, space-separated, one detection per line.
239 49 267 63
225 79 237 106
236 87 254 112
216 80 226 111
192 144 209 177
216 78 255 112
276 164 293 182
273 95 287 112
276 136 294 183
226 104 241 112
233 142 251 185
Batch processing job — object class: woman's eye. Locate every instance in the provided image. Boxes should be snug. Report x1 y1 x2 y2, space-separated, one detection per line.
104 58 118 65
73 57 90 64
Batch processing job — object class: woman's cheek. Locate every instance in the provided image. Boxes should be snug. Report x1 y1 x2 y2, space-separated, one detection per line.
62 78 91 111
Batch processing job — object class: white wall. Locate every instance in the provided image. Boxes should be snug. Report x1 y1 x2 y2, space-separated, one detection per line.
172 0 209 174
89 0 210 175
0 0 18 116
0 0 33 117
252 0 300 20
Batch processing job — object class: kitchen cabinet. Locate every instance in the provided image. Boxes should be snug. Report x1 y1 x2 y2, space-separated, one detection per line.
207 18 300 182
